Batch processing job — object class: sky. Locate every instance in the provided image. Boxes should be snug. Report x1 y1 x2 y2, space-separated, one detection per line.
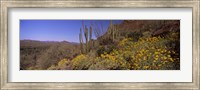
20 20 123 43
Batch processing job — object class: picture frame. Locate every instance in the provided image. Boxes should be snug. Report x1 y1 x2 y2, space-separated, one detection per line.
0 0 199 89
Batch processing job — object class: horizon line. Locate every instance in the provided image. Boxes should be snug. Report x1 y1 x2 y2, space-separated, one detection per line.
20 39 80 43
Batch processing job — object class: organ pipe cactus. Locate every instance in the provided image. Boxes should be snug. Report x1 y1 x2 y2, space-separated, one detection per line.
108 20 118 42
79 20 93 53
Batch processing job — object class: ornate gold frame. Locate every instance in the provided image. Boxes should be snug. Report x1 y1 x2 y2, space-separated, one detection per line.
0 0 199 89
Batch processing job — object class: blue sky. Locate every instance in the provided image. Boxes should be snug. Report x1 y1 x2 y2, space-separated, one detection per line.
20 20 123 43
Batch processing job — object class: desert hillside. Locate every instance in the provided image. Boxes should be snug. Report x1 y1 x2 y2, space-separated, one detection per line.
20 20 180 70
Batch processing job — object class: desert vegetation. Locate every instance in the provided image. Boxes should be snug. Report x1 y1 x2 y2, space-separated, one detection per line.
20 20 180 70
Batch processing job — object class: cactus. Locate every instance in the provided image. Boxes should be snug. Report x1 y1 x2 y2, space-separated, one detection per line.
84 25 89 53
112 22 114 41
89 25 93 51
111 21 115 41
79 20 93 53
115 25 120 38
79 28 84 53
107 20 122 42
89 25 92 42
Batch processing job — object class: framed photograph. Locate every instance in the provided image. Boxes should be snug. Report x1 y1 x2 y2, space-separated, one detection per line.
1 0 199 89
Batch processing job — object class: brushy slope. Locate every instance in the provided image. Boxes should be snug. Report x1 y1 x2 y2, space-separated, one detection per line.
21 20 180 70
47 20 180 70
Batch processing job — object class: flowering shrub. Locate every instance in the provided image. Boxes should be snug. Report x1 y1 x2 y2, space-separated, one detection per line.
100 52 131 69
71 52 130 70
46 32 180 70
116 36 179 70
47 65 57 70
131 46 179 70
88 57 119 70
47 58 71 70
70 35 179 70
71 54 88 70
71 54 101 70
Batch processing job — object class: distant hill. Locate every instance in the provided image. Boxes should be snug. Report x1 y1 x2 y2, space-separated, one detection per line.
20 40 79 47
20 40 80 70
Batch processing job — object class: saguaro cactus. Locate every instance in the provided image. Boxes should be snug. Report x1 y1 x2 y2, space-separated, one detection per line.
107 20 121 42
84 25 89 53
89 25 93 51
109 20 115 41
79 28 84 53
89 25 92 42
